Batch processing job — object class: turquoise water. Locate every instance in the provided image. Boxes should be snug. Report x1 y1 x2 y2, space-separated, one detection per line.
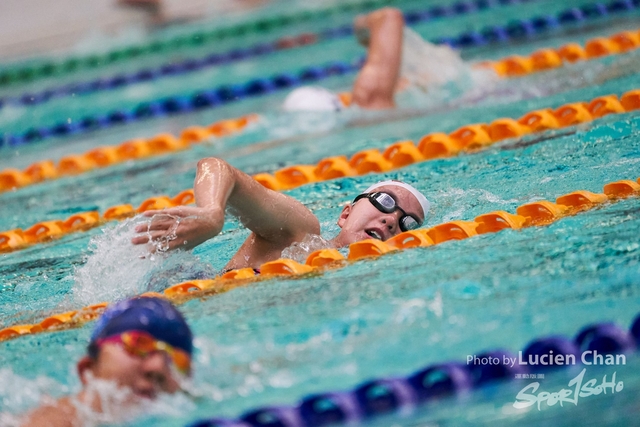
1 0 640 425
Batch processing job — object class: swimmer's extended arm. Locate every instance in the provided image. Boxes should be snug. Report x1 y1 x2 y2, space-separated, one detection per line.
132 158 320 268
352 7 404 110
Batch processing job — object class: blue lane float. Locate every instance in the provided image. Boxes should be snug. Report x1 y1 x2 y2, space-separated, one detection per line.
188 312 640 427
0 0 636 116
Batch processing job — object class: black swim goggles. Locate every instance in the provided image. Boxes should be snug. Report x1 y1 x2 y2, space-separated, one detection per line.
353 192 422 232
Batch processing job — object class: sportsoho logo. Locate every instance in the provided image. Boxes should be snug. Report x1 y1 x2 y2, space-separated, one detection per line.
467 351 627 410
512 351 626 410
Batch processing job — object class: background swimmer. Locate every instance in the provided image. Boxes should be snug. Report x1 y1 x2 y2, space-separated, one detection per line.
282 7 469 112
21 297 193 427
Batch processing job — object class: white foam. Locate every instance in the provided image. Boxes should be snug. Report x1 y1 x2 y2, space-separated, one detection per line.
70 216 216 307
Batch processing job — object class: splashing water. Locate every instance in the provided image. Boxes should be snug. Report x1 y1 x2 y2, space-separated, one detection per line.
0 369 70 421
70 216 216 307
280 234 333 264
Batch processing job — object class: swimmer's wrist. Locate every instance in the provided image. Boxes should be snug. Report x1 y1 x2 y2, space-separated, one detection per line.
201 205 224 219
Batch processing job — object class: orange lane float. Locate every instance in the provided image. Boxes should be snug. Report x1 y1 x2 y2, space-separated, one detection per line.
171 189 195 206
603 180 640 198
474 211 526 234
530 49 563 71
587 95 625 118
314 156 356 180
0 114 258 193
585 37 621 58
610 31 640 52
557 43 588 63
426 221 479 244
491 28 640 77
136 196 176 213
0 169 31 191
305 249 346 268
621 90 640 111
220 268 257 280
349 149 393 175
0 229 26 252
418 133 462 159
103 204 135 221
24 160 58 183
517 109 560 132
553 103 593 127
164 279 218 297
494 55 534 77
23 220 66 243
274 165 318 189
516 200 569 226
85 146 121 167
180 126 212 144
449 124 492 150
2 177 639 343
386 229 434 249
556 190 609 213
63 212 101 232
260 259 315 276
39 311 79 331
348 239 398 261
0 324 36 341
382 140 424 168
488 118 532 141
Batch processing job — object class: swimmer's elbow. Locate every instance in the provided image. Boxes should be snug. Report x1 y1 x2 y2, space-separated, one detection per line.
370 7 404 28
197 157 233 175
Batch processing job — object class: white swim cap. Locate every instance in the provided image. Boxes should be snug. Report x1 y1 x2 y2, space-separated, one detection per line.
283 86 344 112
363 180 431 218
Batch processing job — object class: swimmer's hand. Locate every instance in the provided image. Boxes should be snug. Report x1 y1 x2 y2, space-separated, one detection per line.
131 206 224 251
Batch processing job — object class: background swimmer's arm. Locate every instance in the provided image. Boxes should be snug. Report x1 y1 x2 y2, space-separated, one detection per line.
21 398 76 427
352 7 404 110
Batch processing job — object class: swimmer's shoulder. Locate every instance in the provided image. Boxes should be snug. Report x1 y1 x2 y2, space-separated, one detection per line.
21 398 78 427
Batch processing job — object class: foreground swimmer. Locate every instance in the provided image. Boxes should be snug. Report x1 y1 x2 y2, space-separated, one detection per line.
22 297 193 427
132 157 429 271
283 7 405 111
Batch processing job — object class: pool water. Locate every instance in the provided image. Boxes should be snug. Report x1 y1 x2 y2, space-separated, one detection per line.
1 0 640 425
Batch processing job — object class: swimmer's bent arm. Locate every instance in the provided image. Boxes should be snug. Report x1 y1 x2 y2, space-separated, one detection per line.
133 158 320 266
352 7 404 110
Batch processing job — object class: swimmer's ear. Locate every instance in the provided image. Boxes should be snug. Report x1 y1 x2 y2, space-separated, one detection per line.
77 356 96 385
337 204 352 228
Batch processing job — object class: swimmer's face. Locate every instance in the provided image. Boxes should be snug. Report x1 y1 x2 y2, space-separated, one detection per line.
335 185 425 246
79 342 183 400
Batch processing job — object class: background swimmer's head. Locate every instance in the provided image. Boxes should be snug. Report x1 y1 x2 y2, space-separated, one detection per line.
80 297 193 399
282 86 345 112
333 180 430 247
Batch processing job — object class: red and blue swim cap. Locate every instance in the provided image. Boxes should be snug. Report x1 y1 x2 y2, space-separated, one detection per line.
89 296 193 357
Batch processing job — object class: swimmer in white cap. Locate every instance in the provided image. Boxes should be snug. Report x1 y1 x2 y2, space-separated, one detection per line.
132 157 429 270
283 7 405 112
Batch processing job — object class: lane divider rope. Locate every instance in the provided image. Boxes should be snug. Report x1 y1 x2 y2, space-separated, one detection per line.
0 0 541 89
1 175 639 350
0 113 259 193
4 0 638 147
486 28 640 77
1 89 639 253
